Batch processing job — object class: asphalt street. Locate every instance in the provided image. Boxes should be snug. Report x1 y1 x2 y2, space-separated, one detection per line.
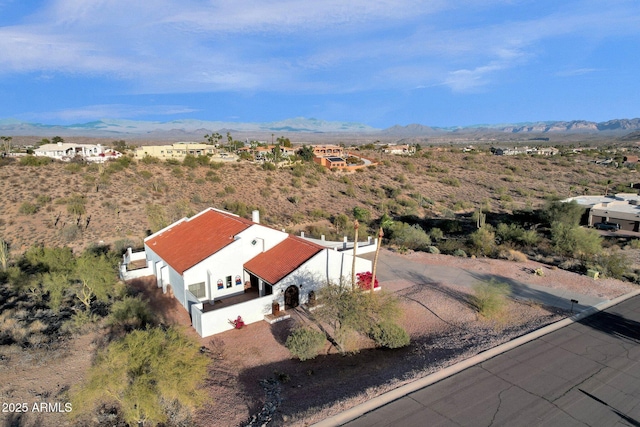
342 294 640 427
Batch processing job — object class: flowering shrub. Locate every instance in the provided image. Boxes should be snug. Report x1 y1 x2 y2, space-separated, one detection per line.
356 272 379 291
229 316 245 329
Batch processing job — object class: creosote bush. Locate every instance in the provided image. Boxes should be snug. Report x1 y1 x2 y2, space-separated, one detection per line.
285 327 326 361
472 279 511 319
369 321 410 349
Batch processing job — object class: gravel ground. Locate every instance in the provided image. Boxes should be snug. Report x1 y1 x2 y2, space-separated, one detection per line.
5 253 630 427
189 252 637 427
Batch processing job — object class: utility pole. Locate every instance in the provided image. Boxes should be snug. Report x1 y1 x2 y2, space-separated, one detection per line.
371 227 383 294
351 220 359 290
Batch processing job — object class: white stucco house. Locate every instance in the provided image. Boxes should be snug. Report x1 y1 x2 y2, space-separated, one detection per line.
34 142 122 162
132 207 373 337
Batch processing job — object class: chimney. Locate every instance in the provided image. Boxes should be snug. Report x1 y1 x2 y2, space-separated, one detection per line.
252 210 260 224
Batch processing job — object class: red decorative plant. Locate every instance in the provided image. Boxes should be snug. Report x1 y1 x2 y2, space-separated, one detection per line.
356 272 379 291
230 316 245 329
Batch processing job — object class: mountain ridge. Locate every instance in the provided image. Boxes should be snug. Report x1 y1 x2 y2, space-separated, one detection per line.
1 117 639 138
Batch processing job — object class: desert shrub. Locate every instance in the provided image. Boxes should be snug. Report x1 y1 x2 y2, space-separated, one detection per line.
66 194 86 216
542 200 584 227
138 170 153 180
453 249 467 257
498 249 528 262
113 239 137 255
71 327 208 426
59 224 81 242
440 176 460 187
285 327 326 361
19 155 52 166
262 162 276 171
310 208 329 219
182 154 198 168
224 185 236 194
469 226 497 257
108 296 156 334
551 222 602 260
65 163 83 173
61 311 98 334
427 246 440 254
496 223 540 247
388 222 431 251
472 279 511 319
630 239 640 250
140 155 159 164
19 202 39 215
429 227 444 241
369 321 410 349
595 251 630 279
36 194 52 206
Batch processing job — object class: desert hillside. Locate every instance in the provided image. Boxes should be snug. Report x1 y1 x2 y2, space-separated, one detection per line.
0 146 629 254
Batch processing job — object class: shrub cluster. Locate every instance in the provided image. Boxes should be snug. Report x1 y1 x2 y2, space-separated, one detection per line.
285 327 326 361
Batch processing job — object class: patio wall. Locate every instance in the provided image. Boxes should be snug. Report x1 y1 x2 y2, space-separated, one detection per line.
190 293 274 337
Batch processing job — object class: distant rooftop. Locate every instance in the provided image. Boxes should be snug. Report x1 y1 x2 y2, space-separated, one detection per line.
565 193 640 207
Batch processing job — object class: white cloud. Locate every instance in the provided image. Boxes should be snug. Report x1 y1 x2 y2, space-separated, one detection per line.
0 0 638 95
25 104 199 122
556 68 600 77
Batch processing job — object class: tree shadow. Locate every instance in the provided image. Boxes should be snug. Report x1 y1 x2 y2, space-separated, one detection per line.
270 317 296 347
578 310 640 343
467 271 589 313
403 270 475 309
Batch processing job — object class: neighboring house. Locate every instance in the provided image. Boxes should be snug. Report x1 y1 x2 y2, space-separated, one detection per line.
492 146 530 156
565 193 640 231
533 147 559 156
34 142 122 163
243 145 296 162
312 144 344 157
383 144 416 155
134 142 217 160
139 208 372 337
492 146 558 156
313 156 347 169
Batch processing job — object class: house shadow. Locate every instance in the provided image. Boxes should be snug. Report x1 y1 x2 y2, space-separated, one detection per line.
236 344 419 426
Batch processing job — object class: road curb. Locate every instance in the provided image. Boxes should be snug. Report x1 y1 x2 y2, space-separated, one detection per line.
312 288 640 427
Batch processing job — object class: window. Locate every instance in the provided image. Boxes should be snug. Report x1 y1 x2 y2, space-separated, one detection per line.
188 282 206 298
226 275 232 288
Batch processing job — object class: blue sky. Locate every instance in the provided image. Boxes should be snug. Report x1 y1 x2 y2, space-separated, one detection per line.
0 0 638 128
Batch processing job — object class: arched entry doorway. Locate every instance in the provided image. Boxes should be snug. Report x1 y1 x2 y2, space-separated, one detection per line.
284 285 299 309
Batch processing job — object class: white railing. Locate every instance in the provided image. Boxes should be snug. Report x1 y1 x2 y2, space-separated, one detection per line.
191 294 274 337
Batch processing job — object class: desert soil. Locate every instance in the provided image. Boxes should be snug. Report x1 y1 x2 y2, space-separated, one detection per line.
3 250 634 427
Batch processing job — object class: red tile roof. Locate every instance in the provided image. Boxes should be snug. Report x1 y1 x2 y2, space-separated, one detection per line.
145 209 253 274
244 236 324 285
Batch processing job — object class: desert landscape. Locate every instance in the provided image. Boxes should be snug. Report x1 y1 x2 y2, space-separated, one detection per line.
2 135 640 426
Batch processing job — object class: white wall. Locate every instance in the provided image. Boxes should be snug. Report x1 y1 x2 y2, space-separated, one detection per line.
183 224 289 301
191 294 274 337
145 244 186 307
274 249 373 305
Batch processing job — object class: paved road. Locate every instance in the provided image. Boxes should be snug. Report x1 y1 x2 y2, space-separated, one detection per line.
343 295 640 427
362 249 606 311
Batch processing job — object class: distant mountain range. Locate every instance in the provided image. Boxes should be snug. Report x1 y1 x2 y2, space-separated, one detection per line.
1 117 639 139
